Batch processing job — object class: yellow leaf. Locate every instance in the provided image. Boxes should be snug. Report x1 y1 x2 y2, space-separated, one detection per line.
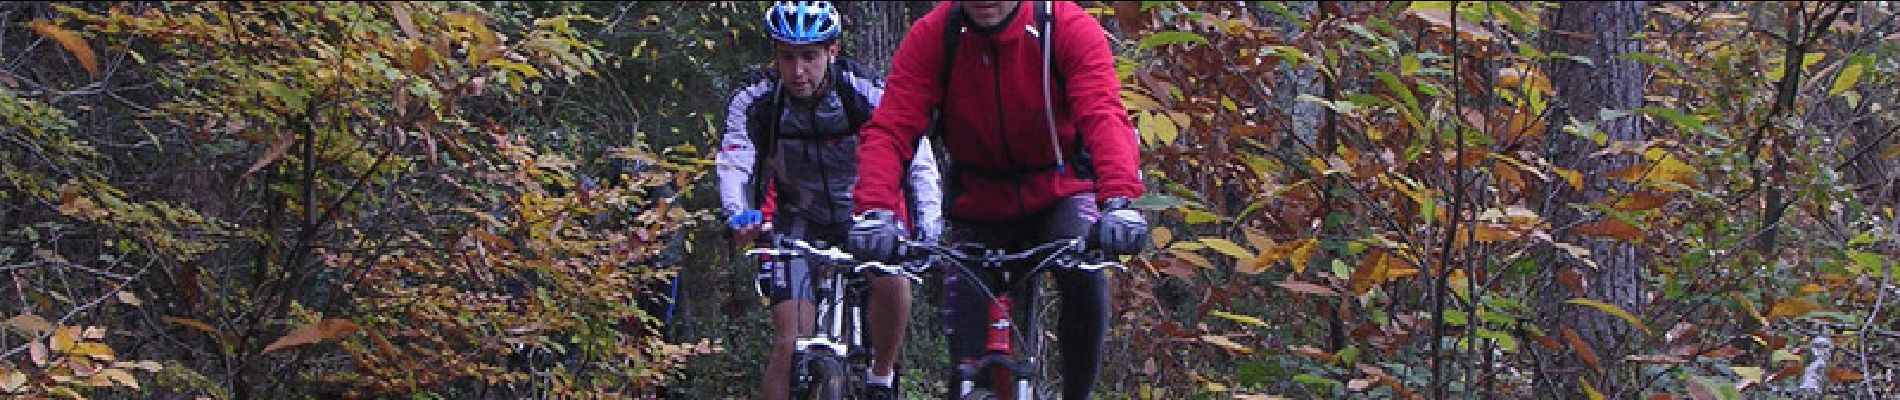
1581 377 1605 400
52 326 79 352
1767 298 1821 320
1209 310 1269 328
1882 144 1900 160
1202 238 1255 260
27 20 98 77
1552 167 1584 191
1288 238 1319 274
1200 335 1255 355
262 319 361 353
1151 226 1173 248
71 342 114 361
1244 229 1275 255
1138 111 1178 146
1565 298 1652 335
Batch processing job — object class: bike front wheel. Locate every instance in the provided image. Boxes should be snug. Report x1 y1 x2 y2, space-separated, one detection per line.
804 352 848 400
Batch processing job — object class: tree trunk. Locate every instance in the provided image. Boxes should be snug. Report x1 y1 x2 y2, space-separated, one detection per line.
840 1 936 77
1532 1 1649 397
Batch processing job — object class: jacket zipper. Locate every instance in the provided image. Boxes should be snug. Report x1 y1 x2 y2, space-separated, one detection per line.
987 38 1031 218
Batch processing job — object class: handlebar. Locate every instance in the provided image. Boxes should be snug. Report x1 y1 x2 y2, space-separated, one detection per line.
746 235 934 283
896 237 1124 274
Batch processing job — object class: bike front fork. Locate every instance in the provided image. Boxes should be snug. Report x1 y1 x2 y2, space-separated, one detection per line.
954 295 1037 399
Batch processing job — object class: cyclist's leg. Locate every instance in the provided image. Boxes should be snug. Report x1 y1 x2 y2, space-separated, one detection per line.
764 219 820 400
1039 194 1109 400
867 272 910 377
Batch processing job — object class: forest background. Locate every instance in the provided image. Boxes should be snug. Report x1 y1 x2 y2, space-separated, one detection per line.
2 1 1898 399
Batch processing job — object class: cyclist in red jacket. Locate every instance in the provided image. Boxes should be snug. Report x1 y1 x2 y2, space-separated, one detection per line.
846 2 1150 399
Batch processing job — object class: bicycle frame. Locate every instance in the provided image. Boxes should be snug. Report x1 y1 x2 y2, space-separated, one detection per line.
903 238 1119 400
751 236 928 399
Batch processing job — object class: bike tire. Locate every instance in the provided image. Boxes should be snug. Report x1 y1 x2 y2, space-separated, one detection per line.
1030 284 1062 400
805 353 848 400
960 388 1000 400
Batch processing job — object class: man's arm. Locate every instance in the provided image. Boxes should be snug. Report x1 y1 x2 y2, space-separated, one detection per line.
854 12 949 216
1055 3 1146 202
715 79 776 219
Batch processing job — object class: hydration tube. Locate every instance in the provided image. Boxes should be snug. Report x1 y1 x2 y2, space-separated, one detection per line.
1040 1 1065 176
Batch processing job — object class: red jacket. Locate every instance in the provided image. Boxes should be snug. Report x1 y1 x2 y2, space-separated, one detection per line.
855 1 1144 222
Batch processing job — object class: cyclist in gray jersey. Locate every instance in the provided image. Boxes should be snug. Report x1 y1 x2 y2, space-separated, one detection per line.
714 2 944 399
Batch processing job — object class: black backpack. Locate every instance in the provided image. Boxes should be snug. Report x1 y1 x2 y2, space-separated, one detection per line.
742 58 880 210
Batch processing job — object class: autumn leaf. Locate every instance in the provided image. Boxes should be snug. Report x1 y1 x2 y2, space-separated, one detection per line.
1559 269 1586 297
1202 238 1255 260
1289 345 1339 364
1581 377 1605 400
27 20 99 77
1278 279 1340 297
1565 298 1652 335
241 131 296 180
1767 298 1821 319
1201 335 1255 355
1829 367 1864 382
1612 191 1670 211
1563 328 1603 372
1287 238 1319 274
1209 310 1269 328
1571 217 1644 242
1151 226 1173 248
1350 249 1391 295
1170 249 1214 269
262 319 361 353
101 368 138 389
5 314 52 336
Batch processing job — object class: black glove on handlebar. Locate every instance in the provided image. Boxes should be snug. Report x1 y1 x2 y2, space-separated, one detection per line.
1091 197 1150 256
846 209 904 262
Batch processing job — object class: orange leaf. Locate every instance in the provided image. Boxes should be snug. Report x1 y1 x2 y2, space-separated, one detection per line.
1829 367 1864 382
262 319 361 353
1563 328 1602 372
1765 361 1802 383
1612 191 1670 211
1350 250 1390 295
1531 332 1563 350
1605 163 1648 182
1289 345 1339 364
1572 218 1644 242
163 317 228 343
27 20 98 77
1559 269 1586 297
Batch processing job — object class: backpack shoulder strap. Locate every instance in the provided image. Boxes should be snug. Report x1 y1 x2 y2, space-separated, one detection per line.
833 59 877 132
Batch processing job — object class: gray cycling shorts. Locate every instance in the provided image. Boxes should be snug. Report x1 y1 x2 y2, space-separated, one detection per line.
758 216 848 304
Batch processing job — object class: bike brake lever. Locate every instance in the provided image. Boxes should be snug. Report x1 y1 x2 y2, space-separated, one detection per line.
855 262 924 284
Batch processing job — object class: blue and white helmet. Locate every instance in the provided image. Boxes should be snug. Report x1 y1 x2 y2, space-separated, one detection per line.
765 1 842 45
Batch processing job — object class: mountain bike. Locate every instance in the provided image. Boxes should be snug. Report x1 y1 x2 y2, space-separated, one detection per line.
749 234 932 400
895 237 1122 400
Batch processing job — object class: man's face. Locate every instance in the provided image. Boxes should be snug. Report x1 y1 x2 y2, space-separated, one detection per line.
959 1 1019 28
773 42 837 99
